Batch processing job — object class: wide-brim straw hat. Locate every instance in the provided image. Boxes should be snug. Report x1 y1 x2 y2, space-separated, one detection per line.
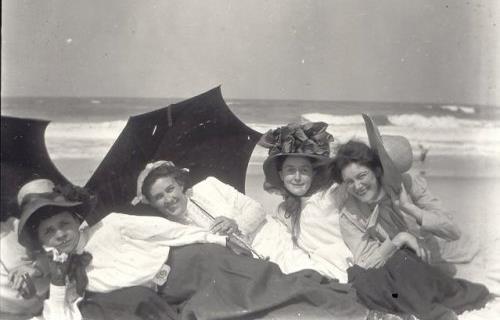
260 122 334 192
18 180 83 249
362 113 413 198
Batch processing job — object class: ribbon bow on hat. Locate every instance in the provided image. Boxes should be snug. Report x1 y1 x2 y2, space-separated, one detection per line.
132 160 189 205
259 121 333 158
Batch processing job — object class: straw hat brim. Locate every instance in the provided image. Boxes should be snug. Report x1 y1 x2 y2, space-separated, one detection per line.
18 197 82 249
262 152 332 191
362 113 413 198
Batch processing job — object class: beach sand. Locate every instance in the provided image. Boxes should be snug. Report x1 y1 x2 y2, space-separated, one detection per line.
52 156 500 319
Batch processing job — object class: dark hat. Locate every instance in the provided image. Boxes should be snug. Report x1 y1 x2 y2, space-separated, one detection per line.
18 185 83 249
362 113 413 201
259 122 334 192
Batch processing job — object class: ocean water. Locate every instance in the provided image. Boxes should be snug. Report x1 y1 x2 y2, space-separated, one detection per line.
2 96 500 180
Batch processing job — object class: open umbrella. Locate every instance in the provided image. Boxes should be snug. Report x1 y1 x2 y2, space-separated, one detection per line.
1 116 69 220
85 86 262 222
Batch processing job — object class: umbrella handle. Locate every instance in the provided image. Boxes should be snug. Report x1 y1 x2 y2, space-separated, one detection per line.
190 198 267 260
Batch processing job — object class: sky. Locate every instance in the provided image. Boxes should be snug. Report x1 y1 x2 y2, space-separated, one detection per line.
1 0 499 105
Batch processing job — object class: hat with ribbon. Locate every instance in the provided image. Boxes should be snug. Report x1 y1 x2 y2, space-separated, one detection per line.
362 113 413 202
17 179 86 249
132 160 189 206
259 122 334 192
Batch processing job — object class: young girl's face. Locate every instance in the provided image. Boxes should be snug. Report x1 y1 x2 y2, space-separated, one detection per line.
279 156 314 197
37 211 80 254
341 162 380 203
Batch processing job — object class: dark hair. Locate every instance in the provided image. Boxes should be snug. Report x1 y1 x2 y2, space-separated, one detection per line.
275 156 331 242
331 140 383 183
142 165 190 202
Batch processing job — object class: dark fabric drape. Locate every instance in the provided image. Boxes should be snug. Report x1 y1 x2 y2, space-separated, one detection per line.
80 244 367 320
80 286 177 320
159 244 367 320
348 249 490 320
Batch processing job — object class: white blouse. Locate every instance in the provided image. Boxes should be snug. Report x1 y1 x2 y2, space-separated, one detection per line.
40 213 226 320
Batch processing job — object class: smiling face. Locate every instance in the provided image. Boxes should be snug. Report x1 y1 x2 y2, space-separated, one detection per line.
279 156 314 197
37 211 81 254
341 162 381 203
148 176 188 218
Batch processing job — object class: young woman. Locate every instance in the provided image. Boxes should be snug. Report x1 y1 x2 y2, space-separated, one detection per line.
251 122 352 282
332 138 490 320
18 178 368 320
132 160 266 245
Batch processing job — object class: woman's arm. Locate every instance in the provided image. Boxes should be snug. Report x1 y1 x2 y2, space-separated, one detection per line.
205 177 267 236
397 174 460 241
340 215 398 269
108 213 227 247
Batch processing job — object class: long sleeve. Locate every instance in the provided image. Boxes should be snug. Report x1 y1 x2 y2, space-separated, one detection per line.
408 174 461 240
227 183 267 236
41 284 82 320
105 213 227 247
193 177 267 237
340 215 398 269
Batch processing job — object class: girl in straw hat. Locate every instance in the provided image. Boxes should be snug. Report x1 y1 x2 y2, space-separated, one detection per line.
19 177 368 320
0 179 52 318
251 121 353 283
332 139 490 320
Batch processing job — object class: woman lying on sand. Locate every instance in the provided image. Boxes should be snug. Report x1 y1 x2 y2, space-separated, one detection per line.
17 176 368 320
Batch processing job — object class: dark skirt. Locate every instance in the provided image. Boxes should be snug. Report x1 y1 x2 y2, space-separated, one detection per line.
348 249 490 320
159 243 367 320
81 243 367 320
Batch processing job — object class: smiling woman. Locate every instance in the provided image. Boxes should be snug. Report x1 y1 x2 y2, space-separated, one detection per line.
279 156 314 197
341 162 381 203
332 139 490 319
36 211 81 255
250 121 353 282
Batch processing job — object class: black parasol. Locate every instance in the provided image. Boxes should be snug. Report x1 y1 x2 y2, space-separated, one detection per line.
85 86 262 222
1 116 69 221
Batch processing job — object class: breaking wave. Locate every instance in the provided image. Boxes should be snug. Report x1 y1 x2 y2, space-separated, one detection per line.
44 114 500 161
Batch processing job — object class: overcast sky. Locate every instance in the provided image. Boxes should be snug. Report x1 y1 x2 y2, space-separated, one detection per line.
2 0 499 105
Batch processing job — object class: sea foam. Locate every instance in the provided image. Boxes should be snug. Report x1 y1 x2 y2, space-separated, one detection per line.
44 115 500 161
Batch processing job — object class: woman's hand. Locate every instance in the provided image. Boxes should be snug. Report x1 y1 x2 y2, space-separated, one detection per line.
392 184 423 224
8 264 40 298
209 216 239 235
226 235 252 257
392 232 429 263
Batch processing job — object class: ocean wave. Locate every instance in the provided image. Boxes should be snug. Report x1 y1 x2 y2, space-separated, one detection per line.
43 119 500 161
388 114 499 128
301 113 365 126
302 112 500 129
45 121 127 140
440 105 476 115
